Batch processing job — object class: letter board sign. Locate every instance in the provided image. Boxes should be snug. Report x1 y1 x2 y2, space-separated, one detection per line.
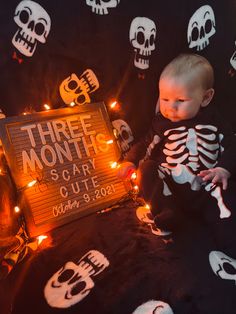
0 102 127 237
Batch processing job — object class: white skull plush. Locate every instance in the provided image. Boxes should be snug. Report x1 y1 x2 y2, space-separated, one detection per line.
59 69 99 106
112 119 134 153
209 251 236 283
44 250 109 308
132 300 174 314
187 5 216 51
86 0 120 15
129 17 157 70
12 0 51 57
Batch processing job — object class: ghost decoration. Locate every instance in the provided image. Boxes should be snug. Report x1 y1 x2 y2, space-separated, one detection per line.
112 119 134 154
129 17 157 70
187 5 216 51
44 250 109 308
209 251 236 283
86 0 120 15
59 69 99 106
132 300 174 314
12 0 51 57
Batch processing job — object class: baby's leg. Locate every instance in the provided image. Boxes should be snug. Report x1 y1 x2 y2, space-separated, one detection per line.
137 160 182 231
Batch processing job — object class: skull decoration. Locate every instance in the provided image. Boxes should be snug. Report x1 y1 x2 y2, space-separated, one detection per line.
132 300 174 314
59 69 99 106
44 250 109 308
187 5 216 51
112 119 134 153
230 51 236 71
86 0 120 15
209 251 236 283
129 17 157 70
230 41 236 71
12 0 51 57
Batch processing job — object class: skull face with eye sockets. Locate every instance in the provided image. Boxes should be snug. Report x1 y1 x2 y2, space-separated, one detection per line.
187 5 216 51
86 0 120 15
129 17 157 70
59 70 99 106
112 119 134 154
12 0 51 57
209 251 236 283
44 250 109 308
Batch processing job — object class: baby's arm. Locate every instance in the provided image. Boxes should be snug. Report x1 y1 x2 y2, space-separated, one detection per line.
198 167 231 190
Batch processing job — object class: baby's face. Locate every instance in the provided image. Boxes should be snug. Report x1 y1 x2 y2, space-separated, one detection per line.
159 73 207 122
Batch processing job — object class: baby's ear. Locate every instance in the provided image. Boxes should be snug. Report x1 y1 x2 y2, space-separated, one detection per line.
201 88 215 107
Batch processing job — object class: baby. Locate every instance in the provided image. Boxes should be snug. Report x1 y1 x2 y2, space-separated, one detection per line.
117 53 236 233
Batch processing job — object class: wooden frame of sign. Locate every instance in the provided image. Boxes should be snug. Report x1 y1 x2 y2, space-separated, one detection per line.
0 102 127 237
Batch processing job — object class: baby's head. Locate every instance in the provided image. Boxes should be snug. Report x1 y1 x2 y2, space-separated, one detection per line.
159 53 215 122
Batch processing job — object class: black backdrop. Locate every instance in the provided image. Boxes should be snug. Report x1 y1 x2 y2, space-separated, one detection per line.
0 0 236 144
2 2 236 314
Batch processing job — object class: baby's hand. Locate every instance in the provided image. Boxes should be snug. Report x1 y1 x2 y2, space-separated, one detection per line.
198 167 231 190
116 161 136 180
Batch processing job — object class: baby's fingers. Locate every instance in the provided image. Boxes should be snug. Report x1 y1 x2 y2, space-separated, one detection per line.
212 174 220 185
198 170 208 177
222 177 228 190
200 172 214 182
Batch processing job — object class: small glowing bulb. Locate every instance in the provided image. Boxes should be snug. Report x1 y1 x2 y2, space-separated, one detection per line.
133 185 139 191
70 101 75 107
44 104 50 110
106 139 114 145
145 203 150 210
27 180 37 188
37 235 48 245
110 161 119 169
14 206 20 213
131 172 137 180
23 112 27 115
110 101 117 109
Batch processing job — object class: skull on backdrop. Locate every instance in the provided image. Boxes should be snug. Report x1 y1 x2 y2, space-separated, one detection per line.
44 261 95 308
209 251 236 283
44 250 109 308
230 41 236 71
112 119 134 153
59 69 99 106
187 5 216 51
129 17 157 70
132 300 174 314
86 0 120 15
12 0 51 57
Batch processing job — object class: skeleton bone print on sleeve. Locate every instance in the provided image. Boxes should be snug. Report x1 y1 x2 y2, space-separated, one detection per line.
44 250 109 308
12 0 51 57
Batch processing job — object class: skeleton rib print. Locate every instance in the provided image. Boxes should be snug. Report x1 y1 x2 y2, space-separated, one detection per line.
163 124 223 172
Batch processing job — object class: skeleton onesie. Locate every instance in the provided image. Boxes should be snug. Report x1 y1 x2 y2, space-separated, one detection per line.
125 106 236 230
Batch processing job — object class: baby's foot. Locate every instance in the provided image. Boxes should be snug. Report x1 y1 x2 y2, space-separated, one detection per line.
154 208 178 231
136 206 171 236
